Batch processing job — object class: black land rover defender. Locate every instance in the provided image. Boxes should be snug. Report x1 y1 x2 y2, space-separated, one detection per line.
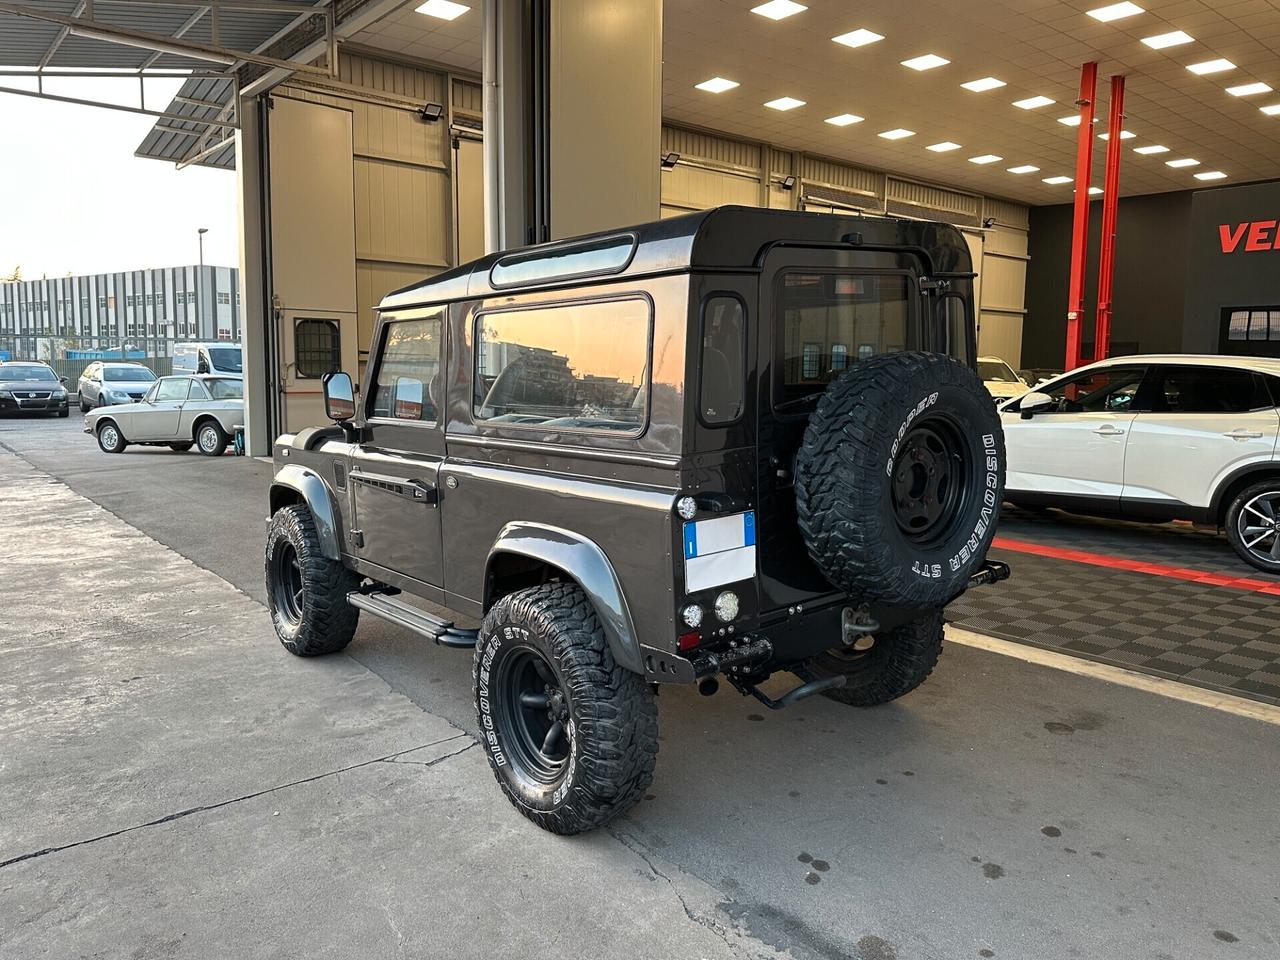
265 206 1008 834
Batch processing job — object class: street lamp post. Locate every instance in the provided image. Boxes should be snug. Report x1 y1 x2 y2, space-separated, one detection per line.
196 227 208 342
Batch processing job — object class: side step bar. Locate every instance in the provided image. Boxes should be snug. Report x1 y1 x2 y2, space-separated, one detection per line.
347 590 479 648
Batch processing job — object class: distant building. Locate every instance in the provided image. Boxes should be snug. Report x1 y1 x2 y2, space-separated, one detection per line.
0 266 241 357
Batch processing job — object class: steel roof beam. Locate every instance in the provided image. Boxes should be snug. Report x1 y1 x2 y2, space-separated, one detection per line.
0 82 240 126
86 0 321 11
138 6 208 72
0 2 330 75
37 0 86 70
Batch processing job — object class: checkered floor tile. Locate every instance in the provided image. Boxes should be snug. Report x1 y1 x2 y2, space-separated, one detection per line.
952 507 1280 706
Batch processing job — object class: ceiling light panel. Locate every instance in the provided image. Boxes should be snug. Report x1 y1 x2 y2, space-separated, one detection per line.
1007 165 1040 174
1141 30 1192 49
415 0 469 19
764 96 805 110
969 154 1002 164
832 27 883 48
1088 186 1104 195
1098 130 1136 140
1261 104 1280 116
1057 115 1083 126
1086 2 1144 23
1133 144 1169 154
1187 59 1235 75
1013 96 1055 109
694 77 739 93
1195 171 1227 181
926 141 962 151
751 0 806 20
1227 82 1272 97
961 77 1006 92
825 113 864 126
1166 157 1199 167
1043 176 1073 185
879 128 915 140
901 54 950 71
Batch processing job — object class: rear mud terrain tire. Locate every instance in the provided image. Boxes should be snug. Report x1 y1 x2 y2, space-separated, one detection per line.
796 352 1005 608
265 504 360 656
474 583 658 835
796 610 945 706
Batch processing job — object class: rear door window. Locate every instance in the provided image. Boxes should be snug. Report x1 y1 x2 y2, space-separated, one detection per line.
699 295 746 425
1152 365 1273 413
776 272 912 405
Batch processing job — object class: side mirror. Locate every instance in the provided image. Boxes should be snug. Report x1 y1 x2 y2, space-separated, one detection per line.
323 371 356 422
1019 390 1053 420
59 376 68 384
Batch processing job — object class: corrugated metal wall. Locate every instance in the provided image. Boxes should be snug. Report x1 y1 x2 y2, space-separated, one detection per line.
658 123 1031 363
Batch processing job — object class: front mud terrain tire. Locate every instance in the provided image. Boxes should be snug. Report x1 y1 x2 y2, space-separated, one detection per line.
796 352 1005 608
265 504 360 656
474 583 658 835
796 610 945 706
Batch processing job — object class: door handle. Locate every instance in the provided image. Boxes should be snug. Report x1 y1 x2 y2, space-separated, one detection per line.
1223 429 1264 440
1093 425 1125 436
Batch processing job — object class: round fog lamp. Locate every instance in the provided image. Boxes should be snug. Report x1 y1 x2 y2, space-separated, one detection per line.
714 591 740 622
681 603 704 628
676 496 698 520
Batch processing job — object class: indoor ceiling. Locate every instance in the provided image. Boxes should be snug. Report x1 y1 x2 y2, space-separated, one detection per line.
354 0 1280 206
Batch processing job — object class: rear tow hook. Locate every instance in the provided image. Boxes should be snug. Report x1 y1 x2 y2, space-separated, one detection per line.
727 674 847 710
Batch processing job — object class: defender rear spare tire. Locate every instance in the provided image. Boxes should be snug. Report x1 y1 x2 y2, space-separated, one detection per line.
266 504 361 656
474 583 658 835
796 610 945 707
796 352 1005 608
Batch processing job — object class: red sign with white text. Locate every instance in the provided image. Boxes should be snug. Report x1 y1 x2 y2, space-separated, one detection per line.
1219 220 1280 253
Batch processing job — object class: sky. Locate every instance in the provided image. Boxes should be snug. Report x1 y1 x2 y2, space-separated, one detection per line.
0 76 239 280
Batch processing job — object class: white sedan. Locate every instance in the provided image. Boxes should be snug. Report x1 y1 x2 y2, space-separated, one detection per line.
999 354 1280 572
978 356 1030 402
84 374 243 457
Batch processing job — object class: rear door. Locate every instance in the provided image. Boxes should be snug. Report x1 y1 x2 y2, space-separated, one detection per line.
350 311 446 588
756 247 924 612
1000 364 1150 507
1123 364 1280 511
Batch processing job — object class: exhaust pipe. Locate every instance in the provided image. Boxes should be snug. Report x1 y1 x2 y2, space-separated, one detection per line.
697 676 719 697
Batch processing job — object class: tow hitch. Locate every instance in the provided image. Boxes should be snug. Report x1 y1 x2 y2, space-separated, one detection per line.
728 673 847 711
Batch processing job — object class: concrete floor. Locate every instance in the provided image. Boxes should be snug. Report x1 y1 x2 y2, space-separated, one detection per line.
2 415 1279 959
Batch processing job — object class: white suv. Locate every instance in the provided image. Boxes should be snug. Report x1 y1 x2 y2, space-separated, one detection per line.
1000 355 1280 572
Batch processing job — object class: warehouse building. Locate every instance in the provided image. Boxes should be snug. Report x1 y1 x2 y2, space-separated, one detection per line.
0 265 240 358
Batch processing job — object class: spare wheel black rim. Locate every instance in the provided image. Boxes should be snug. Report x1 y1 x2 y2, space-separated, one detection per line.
497 646 572 786
890 415 969 544
273 541 305 624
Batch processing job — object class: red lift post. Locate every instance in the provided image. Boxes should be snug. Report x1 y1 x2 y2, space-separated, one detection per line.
1065 62 1098 371
1094 74 1126 363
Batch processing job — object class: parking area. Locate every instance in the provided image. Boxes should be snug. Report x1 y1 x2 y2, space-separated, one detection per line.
3 413 1279 959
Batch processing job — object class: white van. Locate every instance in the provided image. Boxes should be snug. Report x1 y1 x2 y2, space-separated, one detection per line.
172 342 243 378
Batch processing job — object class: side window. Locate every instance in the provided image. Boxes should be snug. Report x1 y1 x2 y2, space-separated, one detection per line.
1036 366 1148 414
1153 366 1273 414
188 379 211 401
474 297 650 433
699 295 745 424
371 317 442 422
294 319 341 379
156 378 190 402
143 381 160 403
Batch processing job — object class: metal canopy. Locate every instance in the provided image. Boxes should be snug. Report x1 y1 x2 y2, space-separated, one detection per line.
0 0 339 170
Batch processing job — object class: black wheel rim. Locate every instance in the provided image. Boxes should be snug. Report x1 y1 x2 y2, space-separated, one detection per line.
1238 491 1280 564
496 646 572 785
890 416 969 543
272 542 305 624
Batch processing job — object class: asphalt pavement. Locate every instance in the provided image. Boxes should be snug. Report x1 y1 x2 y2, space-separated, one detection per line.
2 414 1278 959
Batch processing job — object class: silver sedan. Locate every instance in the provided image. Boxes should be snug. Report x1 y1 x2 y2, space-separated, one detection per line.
84 375 244 457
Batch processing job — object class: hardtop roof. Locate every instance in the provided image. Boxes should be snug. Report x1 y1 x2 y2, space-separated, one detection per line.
379 205 973 311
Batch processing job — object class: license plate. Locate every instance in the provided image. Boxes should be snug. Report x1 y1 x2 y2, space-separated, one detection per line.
683 511 756 592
